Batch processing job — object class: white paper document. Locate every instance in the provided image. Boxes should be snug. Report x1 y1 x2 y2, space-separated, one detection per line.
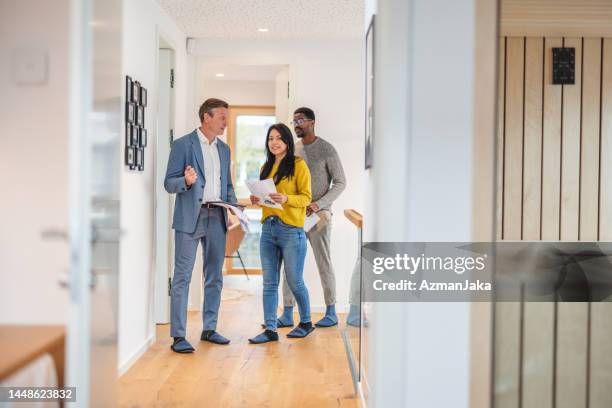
208 201 250 232
245 179 284 209
304 212 320 232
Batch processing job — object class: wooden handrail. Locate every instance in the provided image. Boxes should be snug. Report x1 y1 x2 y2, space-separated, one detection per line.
237 198 259 209
344 209 363 229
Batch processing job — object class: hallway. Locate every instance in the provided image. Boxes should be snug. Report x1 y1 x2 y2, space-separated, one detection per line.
118 276 358 407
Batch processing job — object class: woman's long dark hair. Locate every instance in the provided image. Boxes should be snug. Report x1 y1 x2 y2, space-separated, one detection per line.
260 123 296 184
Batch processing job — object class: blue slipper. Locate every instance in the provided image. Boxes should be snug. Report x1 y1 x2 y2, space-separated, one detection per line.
346 304 360 327
315 305 338 327
286 323 315 338
200 330 230 345
315 315 338 327
171 337 194 353
249 330 279 344
260 317 294 329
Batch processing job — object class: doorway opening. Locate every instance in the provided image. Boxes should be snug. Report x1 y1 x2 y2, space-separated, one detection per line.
225 106 276 274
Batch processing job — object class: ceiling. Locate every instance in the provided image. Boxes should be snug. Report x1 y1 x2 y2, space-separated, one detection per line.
199 63 286 81
158 0 365 39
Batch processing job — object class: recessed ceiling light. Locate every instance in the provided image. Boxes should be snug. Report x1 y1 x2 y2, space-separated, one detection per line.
215 73 225 77
257 28 269 32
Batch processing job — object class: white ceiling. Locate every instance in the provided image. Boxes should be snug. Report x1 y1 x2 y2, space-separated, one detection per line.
199 63 286 81
158 0 365 39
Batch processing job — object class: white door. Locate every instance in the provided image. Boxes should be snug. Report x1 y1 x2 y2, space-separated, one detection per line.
66 0 122 405
154 47 175 324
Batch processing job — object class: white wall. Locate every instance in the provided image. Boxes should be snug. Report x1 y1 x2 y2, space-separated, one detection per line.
193 38 366 311
275 66 290 123
119 0 189 371
198 79 275 106
0 0 70 324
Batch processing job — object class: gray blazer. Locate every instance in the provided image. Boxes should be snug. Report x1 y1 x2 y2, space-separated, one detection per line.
164 130 237 233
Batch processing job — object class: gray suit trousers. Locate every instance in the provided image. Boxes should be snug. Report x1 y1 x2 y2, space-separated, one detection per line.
170 206 226 337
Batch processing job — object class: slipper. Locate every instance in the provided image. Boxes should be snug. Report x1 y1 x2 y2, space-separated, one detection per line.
200 330 230 345
170 338 194 353
346 305 360 327
286 323 315 338
346 315 360 327
260 318 294 329
249 330 279 344
315 315 338 327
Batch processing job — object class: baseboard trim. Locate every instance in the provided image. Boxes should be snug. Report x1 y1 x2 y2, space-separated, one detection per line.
358 367 370 408
357 382 368 408
358 379 368 408
118 334 155 377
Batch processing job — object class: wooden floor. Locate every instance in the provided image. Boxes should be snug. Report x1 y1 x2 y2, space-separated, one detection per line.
119 275 359 408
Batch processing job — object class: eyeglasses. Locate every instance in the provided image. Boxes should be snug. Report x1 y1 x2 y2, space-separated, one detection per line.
290 118 313 126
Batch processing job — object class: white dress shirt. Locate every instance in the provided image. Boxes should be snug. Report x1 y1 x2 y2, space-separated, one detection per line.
196 127 222 203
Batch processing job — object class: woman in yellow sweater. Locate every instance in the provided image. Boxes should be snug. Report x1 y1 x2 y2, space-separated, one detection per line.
248 123 314 344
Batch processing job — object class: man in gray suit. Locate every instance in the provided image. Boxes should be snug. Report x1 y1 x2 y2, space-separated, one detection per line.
164 98 237 353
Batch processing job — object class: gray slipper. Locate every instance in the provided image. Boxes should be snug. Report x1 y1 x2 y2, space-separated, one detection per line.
171 337 195 353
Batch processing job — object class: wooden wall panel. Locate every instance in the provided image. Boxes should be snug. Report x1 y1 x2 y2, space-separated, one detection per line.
560 38 582 240
541 38 563 240
590 303 612 408
503 38 525 240
495 37 524 408
494 38 522 408
521 38 554 408
521 302 554 408
580 39 602 241
494 302 521 408
556 302 588 408
600 41 612 239
591 38 612 408
497 37 506 241
556 39 588 408
522 37 543 240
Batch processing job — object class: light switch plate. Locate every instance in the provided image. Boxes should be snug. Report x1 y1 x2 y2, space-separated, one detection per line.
12 48 49 85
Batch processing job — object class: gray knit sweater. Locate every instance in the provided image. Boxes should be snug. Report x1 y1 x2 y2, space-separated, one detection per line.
295 137 346 211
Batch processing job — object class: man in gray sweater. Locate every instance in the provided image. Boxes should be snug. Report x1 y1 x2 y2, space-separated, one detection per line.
277 107 347 327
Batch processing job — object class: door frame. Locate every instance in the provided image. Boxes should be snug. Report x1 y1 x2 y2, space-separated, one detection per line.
153 36 176 324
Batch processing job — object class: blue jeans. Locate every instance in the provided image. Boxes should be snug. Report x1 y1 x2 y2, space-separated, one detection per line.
260 216 311 330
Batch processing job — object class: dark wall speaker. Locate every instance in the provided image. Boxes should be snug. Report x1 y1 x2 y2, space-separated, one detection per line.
552 47 575 85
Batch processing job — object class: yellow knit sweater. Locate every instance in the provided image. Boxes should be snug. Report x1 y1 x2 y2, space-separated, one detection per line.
260 157 312 227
